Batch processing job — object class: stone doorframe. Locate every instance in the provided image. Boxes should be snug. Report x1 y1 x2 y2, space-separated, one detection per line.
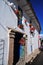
7 28 27 65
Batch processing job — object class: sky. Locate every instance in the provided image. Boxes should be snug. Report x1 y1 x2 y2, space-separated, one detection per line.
30 0 43 34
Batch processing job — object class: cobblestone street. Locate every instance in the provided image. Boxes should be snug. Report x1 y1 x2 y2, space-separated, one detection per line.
26 51 43 65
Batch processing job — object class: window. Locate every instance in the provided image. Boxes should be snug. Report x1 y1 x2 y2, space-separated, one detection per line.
18 6 24 29
18 6 23 25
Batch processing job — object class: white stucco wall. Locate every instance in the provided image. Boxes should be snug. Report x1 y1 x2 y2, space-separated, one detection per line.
22 16 32 55
0 0 17 28
30 29 39 53
0 25 9 65
0 0 18 65
22 16 39 57
34 30 39 49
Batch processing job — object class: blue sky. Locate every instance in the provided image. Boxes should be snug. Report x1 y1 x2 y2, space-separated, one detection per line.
30 0 43 34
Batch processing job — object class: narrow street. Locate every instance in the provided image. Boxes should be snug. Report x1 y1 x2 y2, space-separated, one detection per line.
26 51 43 65
0 0 43 65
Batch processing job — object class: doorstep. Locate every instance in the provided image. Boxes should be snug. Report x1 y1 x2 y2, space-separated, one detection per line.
16 58 25 65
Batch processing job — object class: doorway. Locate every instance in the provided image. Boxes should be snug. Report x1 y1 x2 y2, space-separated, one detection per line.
8 31 25 65
13 32 23 65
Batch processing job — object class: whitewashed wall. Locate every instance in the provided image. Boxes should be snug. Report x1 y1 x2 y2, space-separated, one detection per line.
22 16 32 56
31 29 39 53
0 25 9 65
22 16 39 57
33 30 39 50
0 0 17 28
0 0 18 65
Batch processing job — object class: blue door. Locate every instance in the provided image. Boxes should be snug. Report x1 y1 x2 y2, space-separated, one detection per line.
20 45 25 58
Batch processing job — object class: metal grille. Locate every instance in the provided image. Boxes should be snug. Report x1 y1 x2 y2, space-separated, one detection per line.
0 40 5 65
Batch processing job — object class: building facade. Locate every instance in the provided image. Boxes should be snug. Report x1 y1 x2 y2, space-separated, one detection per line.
0 0 41 65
